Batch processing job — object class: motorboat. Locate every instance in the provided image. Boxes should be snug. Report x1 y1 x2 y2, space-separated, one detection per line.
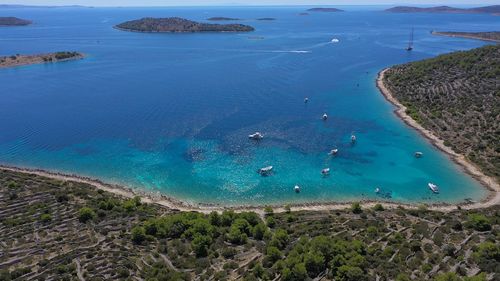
428 183 439 194
351 134 357 143
294 185 300 193
249 132 264 140
374 187 380 194
304 97 309 103
415 152 423 158
331 38 340 43
329 148 338 156
258 166 273 176
322 113 328 121
321 168 330 176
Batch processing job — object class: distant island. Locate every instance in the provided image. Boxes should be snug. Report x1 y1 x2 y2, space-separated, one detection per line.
307 7 344 12
380 45 499 182
257 18 276 21
115 17 254 33
0 16 32 26
385 5 500 14
207 17 240 21
0 52 84 68
432 31 500 42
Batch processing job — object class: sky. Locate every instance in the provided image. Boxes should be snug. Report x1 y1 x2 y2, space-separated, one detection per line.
1 0 498 6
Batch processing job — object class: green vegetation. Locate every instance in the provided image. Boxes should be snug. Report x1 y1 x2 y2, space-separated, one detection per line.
384 45 500 180
1 168 499 280
115 17 254 33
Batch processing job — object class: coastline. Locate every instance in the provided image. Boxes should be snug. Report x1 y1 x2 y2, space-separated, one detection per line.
376 68 499 209
431 31 500 43
0 52 85 69
1 163 498 214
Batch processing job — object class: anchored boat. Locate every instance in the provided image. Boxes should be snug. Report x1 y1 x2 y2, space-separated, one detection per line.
428 183 439 194
249 132 264 140
258 166 273 176
294 185 301 193
322 113 328 121
329 148 338 156
321 168 330 176
414 152 423 158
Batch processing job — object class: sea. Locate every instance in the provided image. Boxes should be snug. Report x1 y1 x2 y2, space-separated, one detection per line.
0 6 497 206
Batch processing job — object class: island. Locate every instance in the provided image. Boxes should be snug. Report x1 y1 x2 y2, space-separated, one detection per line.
207 17 241 21
257 17 276 21
115 17 254 33
385 5 500 14
307 7 344 12
432 31 500 42
0 51 84 68
1 166 499 280
380 45 499 182
0 16 32 26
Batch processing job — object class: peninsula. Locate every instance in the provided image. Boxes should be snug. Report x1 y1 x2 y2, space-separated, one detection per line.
385 5 500 14
1 166 499 280
307 7 344 12
432 31 500 42
115 17 254 33
0 16 31 26
380 45 499 184
0 52 84 68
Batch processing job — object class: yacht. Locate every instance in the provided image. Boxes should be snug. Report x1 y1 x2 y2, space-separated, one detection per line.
428 183 439 194
331 38 340 43
351 134 357 143
294 185 301 193
322 113 328 121
249 132 264 140
258 166 273 176
321 168 330 176
329 148 338 156
415 152 423 158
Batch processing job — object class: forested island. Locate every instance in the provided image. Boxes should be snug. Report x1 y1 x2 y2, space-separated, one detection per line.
0 52 84 68
0 16 31 26
1 167 499 280
115 17 254 33
432 31 500 42
207 17 240 21
381 45 499 181
307 7 344 12
385 5 500 14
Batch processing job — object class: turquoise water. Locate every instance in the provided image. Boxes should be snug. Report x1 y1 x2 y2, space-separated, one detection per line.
0 6 496 205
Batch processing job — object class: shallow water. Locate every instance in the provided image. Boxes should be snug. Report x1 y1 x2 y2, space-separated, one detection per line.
0 6 496 205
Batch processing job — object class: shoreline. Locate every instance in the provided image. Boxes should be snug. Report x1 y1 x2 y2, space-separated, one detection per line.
431 31 500 43
376 68 499 209
1 163 498 214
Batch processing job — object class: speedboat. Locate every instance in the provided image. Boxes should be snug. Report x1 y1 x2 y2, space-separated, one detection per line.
258 166 273 176
331 38 340 43
322 113 328 121
428 183 439 194
328 148 338 156
415 152 423 158
249 132 264 140
321 168 330 176
294 185 300 193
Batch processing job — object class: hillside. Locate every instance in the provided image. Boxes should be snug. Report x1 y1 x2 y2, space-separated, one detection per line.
382 45 499 181
385 5 500 14
115 17 254 33
432 31 500 42
0 17 31 26
1 168 499 280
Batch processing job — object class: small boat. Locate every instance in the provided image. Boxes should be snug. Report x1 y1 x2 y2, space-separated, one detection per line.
249 132 264 140
428 183 439 194
374 187 380 194
331 38 340 43
414 152 423 158
321 168 330 176
258 166 273 176
328 148 338 156
294 185 300 193
304 97 309 103
351 134 357 143
322 113 328 121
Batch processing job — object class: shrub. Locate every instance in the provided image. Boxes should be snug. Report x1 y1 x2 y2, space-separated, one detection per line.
466 214 491 231
40 213 52 223
351 202 362 214
131 226 146 244
372 204 384 211
78 207 96 223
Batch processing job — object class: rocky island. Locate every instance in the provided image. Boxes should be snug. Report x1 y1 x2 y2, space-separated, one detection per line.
432 31 500 42
307 7 344 12
115 17 254 33
0 16 32 26
385 5 500 14
0 51 84 68
380 45 499 182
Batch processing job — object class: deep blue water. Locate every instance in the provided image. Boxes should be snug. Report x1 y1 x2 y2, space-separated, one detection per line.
0 6 497 205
